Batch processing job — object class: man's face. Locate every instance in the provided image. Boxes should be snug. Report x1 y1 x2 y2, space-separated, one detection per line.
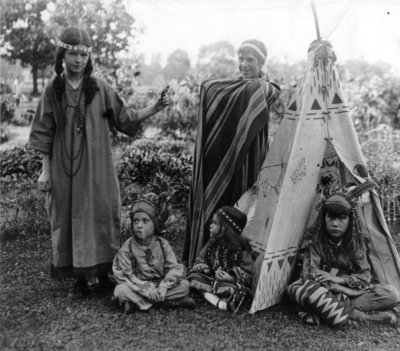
238 50 262 79
325 213 350 238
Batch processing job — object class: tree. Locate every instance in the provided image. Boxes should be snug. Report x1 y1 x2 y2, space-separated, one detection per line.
338 60 400 130
1 0 137 95
1 0 55 95
163 49 191 81
48 0 137 68
196 41 237 79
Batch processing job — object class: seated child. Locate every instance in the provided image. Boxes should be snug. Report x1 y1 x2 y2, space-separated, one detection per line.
113 193 194 312
188 206 254 312
286 193 399 326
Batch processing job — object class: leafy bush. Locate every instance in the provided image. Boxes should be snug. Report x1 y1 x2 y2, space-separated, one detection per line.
0 146 42 180
116 139 193 208
134 77 200 141
0 147 47 241
359 126 400 221
0 175 50 241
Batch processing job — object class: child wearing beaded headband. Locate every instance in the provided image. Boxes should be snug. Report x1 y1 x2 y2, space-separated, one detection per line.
112 193 194 313
188 206 254 312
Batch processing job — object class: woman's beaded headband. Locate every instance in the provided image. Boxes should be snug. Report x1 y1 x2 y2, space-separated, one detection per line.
56 39 92 53
239 43 266 61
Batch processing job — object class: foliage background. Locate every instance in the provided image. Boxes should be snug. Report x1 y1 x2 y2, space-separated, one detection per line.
1 0 400 349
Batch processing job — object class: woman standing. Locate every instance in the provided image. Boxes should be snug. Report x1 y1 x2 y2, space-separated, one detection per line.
183 39 280 266
29 27 169 294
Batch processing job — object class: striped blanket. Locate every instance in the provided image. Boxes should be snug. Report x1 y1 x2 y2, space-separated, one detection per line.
183 78 275 265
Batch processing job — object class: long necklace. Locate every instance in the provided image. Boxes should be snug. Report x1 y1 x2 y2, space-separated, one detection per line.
60 84 87 177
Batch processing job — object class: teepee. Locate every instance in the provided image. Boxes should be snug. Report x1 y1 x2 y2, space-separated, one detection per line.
236 39 400 314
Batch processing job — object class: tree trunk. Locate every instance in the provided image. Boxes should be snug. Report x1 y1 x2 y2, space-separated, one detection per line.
32 66 39 96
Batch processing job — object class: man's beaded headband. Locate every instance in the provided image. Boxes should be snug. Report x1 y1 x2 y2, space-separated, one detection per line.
239 43 266 61
217 209 243 233
56 39 92 53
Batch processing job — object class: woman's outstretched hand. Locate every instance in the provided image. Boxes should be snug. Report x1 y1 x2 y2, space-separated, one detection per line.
155 85 171 111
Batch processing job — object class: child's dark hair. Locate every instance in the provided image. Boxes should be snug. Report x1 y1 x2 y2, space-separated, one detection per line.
316 193 366 263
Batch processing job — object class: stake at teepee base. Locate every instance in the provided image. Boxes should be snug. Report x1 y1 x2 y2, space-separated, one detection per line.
236 39 400 314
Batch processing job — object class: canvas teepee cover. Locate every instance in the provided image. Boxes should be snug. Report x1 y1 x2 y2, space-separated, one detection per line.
237 40 400 314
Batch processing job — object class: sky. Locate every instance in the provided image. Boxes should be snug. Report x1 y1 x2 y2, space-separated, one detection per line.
123 0 400 73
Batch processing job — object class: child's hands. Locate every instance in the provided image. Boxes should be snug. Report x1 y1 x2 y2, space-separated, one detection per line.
147 286 167 302
191 263 210 274
215 270 235 283
156 286 167 302
313 269 344 284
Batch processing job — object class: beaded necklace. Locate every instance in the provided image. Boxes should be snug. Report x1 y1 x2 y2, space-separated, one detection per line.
60 82 87 177
207 241 239 272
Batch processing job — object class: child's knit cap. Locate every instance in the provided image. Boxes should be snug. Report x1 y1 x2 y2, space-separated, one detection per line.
216 206 247 235
130 193 160 231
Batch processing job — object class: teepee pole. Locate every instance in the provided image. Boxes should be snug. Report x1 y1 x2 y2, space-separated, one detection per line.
311 1 321 40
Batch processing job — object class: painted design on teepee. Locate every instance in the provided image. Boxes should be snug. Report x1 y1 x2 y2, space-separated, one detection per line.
332 93 343 104
316 141 343 194
311 99 322 110
250 247 300 312
291 157 307 185
288 100 297 111
256 161 287 198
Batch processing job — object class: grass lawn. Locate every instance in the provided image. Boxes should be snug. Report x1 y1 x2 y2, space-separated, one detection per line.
1 216 400 351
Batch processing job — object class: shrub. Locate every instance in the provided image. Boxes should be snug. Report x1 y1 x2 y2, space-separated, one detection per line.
359 126 400 221
0 147 48 241
0 146 42 180
116 140 193 208
0 176 50 241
